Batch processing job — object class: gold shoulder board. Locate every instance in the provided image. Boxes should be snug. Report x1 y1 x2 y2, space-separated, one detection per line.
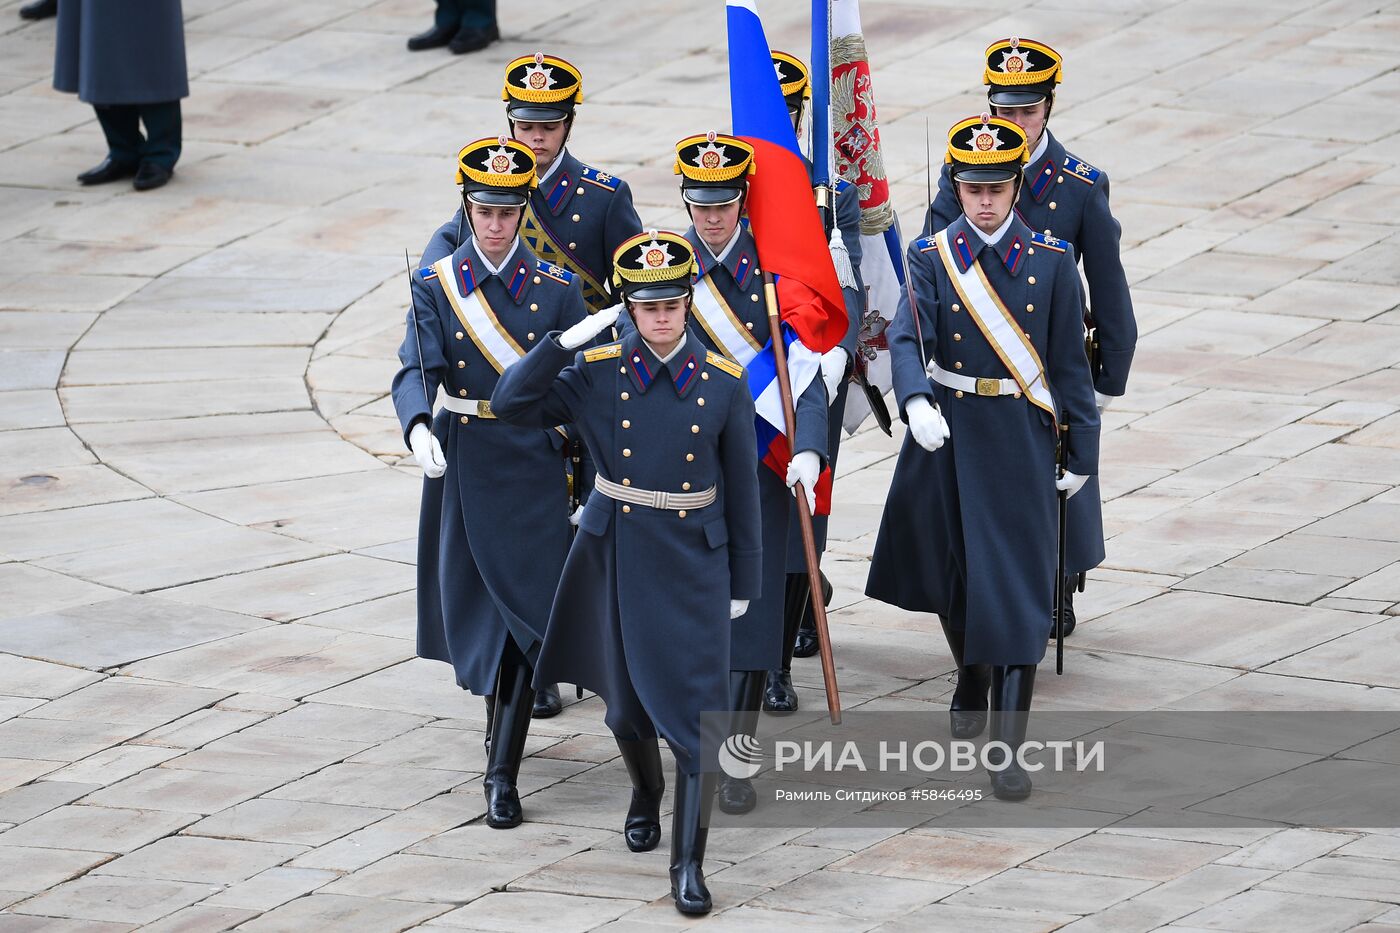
705 350 744 379
583 343 623 362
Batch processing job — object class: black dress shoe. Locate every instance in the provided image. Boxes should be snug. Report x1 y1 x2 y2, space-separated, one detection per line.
77 157 137 186
132 162 173 191
714 774 756 814
950 709 987 740
449 24 499 54
532 682 562 718
19 0 57 20
406 23 457 51
762 669 798 714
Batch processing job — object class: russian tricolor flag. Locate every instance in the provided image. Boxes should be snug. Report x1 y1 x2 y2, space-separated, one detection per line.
727 0 844 514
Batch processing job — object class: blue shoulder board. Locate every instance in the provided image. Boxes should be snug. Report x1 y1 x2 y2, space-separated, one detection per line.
537 262 576 286
1029 231 1067 253
1062 155 1101 185
915 235 938 253
836 178 853 194
579 164 621 192
418 265 438 282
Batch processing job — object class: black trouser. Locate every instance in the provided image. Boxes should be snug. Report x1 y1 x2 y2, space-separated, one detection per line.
94 101 182 170
434 0 496 30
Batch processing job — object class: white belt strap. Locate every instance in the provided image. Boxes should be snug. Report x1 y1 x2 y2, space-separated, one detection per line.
927 362 1020 397
594 474 717 511
932 229 1056 419
441 396 497 419
431 255 525 376
690 276 763 368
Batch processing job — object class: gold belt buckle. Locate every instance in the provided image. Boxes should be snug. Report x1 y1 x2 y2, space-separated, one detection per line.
476 400 494 419
975 377 999 397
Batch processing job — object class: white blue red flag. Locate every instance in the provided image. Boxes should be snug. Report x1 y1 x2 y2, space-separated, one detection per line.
727 0 845 513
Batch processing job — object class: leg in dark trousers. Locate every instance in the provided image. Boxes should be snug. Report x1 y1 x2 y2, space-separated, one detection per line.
987 664 1037 801
614 730 664 853
715 670 764 814
670 765 717 915
483 638 536 828
137 100 182 170
940 617 991 739
449 0 497 53
93 105 144 169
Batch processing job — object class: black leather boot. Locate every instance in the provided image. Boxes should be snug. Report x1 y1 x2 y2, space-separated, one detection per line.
616 736 664 852
791 571 833 659
533 681 563 718
482 693 494 753
987 664 1036 801
483 658 535 828
940 618 991 739
716 671 764 814
670 766 717 915
763 574 809 713
1051 576 1078 639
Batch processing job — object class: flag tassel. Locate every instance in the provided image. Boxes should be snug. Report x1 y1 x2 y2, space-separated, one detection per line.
828 226 856 290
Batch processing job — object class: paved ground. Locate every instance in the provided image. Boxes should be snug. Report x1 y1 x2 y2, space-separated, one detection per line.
2 0 1400 929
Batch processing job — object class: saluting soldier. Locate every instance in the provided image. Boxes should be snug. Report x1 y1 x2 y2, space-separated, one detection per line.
423 52 643 315
423 52 643 718
662 133 828 814
767 51 866 714
490 232 762 916
391 136 586 828
923 38 1136 636
866 116 1100 800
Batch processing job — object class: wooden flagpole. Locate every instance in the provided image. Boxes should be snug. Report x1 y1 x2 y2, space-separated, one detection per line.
763 272 841 724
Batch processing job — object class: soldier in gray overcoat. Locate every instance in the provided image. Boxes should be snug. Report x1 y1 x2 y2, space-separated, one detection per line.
491 232 762 916
653 133 829 815
923 38 1137 636
420 53 643 719
53 0 188 190
866 116 1099 800
392 137 585 829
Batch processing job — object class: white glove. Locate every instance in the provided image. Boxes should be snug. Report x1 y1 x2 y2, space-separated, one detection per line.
820 347 848 404
905 396 950 452
568 504 584 526
409 422 446 478
559 303 622 350
729 599 749 620
786 450 821 514
1096 391 1113 412
1056 470 1089 499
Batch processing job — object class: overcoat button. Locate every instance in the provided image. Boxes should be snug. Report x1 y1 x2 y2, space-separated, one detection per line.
1028 276 1036 284
1026 304 1034 312
686 453 695 462
622 419 631 428
623 448 632 457
678 510 687 518
460 416 469 424
954 362 963 370
622 505 631 513
682 482 691 491
621 392 629 400
457 361 466 369
691 425 700 434
955 390 964 398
